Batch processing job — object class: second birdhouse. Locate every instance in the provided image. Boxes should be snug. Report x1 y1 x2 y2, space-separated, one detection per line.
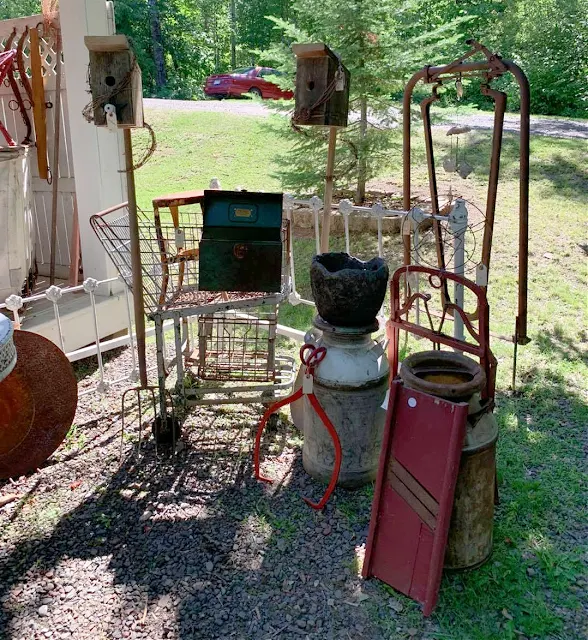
84 35 143 128
292 43 350 128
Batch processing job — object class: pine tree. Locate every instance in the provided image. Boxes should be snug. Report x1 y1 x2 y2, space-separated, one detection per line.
263 0 466 203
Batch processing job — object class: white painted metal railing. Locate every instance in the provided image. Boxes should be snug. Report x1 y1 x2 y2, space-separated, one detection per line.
1 196 467 397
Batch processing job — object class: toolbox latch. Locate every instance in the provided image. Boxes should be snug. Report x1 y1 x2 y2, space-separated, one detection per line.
233 243 249 259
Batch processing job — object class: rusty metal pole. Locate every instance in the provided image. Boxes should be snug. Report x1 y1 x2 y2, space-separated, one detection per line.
480 86 507 274
505 62 530 347
320 126 338 253
123 128 148 387
402 70 425 267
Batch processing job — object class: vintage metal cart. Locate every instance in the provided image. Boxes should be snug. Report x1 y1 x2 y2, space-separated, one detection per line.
91 193 295 441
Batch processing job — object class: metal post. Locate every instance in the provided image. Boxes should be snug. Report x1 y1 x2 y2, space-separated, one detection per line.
154 313 167 420
449 200 468 346
123 128 148 387
505 62 531 346
174 315 185 408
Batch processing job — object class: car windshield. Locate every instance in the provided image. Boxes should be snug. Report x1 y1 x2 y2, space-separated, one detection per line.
230 67 255 75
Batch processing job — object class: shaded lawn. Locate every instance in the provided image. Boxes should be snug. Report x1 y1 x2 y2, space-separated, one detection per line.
134 107 587 639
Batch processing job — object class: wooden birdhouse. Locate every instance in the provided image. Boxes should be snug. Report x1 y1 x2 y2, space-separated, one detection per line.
292 43 350 128
84 35 143 128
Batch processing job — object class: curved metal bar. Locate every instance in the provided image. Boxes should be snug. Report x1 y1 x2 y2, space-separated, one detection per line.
503 61 530 346
3 31 32 145
480 84 507 281
16 28 33 105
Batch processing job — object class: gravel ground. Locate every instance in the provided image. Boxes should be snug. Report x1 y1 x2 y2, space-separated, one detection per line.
0 344 419 640
143 98 588 139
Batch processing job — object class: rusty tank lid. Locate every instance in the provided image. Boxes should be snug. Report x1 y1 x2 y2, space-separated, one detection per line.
400 350 486 401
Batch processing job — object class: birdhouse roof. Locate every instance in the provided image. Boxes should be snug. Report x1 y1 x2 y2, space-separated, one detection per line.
292 43 339 62
84 35 131 53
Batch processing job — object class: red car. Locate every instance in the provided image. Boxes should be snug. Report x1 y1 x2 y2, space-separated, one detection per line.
204 66 293 100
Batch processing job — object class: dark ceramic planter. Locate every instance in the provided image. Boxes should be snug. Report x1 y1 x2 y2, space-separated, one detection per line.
310 253 389 327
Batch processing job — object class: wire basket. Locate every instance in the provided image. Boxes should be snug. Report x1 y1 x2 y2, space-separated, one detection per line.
191 306 279 383
90 204 203 314
91 204 290 316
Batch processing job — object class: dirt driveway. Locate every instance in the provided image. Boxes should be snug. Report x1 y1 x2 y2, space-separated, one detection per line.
144 98 588 139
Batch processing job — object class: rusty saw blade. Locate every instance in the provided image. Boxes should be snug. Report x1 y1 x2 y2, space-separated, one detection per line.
0 331 78 479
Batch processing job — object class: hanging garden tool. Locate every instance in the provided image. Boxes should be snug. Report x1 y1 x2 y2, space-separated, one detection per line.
29 25 50 180
2 29 32 146
254 343 342 510
402 39 531 387
0 50 18 146
16 28 34 108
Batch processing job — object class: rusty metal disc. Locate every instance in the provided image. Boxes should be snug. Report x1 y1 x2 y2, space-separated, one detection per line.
0 369 35 457
0 331 78 479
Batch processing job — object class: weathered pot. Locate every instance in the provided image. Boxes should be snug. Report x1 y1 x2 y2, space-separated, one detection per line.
310 253 388 327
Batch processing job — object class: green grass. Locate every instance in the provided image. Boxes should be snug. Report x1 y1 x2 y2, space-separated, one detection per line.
135 111 291 209
135 107 587 639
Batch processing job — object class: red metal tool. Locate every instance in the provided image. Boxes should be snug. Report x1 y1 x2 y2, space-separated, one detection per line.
0 50 17 146
362 380 469 616
3 29 32 146
253 344 342 510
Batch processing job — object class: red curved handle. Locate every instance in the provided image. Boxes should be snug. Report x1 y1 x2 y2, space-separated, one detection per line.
299 344 326 368
253 387 341 510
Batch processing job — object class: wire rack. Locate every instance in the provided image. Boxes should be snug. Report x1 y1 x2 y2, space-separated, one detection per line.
188 305 278 383
90 204 290 317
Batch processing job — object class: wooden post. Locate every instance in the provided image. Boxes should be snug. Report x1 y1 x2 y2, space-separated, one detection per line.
320 126 337 254
68 196 81 286
123 129 148 387
49 37 63 285
29 27 49 181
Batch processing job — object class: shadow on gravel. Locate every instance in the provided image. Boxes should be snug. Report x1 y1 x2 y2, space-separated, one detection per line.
1 335 586 639
0 410 378 639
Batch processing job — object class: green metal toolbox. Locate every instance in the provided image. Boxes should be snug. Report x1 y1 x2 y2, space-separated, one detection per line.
199 190 283 292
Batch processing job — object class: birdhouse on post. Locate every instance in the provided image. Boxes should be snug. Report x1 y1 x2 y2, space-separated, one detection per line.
292 43 350 128
84 35 143 128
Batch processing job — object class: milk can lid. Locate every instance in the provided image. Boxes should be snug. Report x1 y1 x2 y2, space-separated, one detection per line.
0 314 17 383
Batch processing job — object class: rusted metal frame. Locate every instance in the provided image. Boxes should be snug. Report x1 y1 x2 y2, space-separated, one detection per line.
504 61 530 347
3 30 32 145
403 51 530 349
420 83 451 306
437 302 482 346
388 266 494 401
16 28 33 106
479 83 507 282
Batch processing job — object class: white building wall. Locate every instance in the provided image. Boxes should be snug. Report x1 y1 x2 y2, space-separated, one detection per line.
59 0 127 283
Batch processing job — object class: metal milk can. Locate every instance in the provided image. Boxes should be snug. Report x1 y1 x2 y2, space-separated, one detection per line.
302 317 390 489
400 350 498 570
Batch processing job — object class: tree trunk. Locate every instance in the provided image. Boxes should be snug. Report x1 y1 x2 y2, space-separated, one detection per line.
355 96 368 204
230 0 237 69
148 0 166 91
